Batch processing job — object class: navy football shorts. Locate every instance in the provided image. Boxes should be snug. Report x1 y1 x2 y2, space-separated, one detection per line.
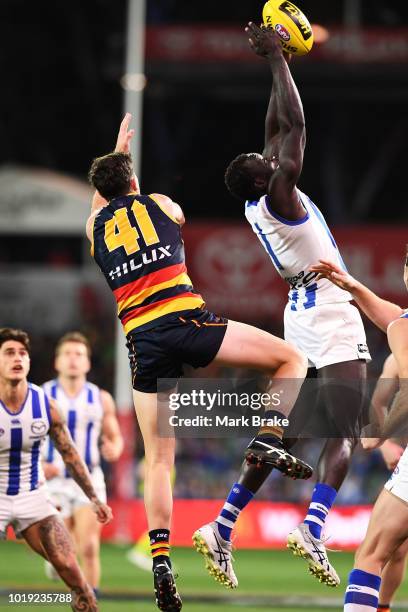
126 308 228 393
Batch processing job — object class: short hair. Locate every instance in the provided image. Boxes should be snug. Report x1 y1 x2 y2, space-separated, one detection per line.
0 328 30 353
88 151 133 200
55 332 91 359
224 153 260 201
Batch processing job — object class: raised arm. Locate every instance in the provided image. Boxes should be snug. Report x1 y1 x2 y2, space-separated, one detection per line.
370 354 400 428
262 52 292 159
99 390 124 462
378 319 408 441
247 23 305 219
48 399 112 523
86 113 137 239
310 260 404 332
263 77 280 160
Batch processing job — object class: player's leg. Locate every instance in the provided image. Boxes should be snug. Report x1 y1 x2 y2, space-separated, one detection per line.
305 360 366 536
214 318 308 384
23 516 97 611
193 319 310 588
72 504 102 591
236 367 317 495
133 388 182 611
377 537 408 612
215 320 311 474
344 490 408 612
44 490 75 581
288 360 366 587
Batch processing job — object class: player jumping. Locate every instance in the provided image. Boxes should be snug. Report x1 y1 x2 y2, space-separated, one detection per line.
0 328 112 611
194 24 370 589
311 255 408 612
86 114 312 610
42 332 123 594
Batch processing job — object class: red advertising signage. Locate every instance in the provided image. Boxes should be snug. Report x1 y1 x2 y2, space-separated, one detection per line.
102 499 371 551
181 223 408 322
146 26 408 64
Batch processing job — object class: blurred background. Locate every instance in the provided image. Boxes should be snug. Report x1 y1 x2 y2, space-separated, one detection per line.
1 0 408 608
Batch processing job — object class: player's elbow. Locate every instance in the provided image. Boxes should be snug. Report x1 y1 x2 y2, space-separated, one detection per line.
279 159 300 182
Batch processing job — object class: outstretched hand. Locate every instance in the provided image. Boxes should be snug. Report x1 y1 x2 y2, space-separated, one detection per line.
310 260 358 292
115 113 135 154
245 22 283 59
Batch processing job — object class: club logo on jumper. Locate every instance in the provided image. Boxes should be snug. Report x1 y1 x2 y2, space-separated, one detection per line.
31 420 47 435
275 24 291 42
109 245 172 280
0 428 4 437
279 1 313 41
357 344 369 354
285 270 318 290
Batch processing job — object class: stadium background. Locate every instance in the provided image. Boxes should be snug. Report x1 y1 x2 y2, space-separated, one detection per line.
1 0 408 609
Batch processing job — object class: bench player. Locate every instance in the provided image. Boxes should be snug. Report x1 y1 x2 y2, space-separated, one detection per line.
311 254 408 612
0 328 112 611
42 332 123 593
195 24 370 588
86 114 312 610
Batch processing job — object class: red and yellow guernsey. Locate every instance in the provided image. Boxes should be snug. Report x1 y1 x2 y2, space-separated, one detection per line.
91 194 204 334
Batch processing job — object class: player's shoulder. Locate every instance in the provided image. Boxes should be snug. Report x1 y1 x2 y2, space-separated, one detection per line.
85 381 102 401
148 193 184 225
387 313 408 336
28 381 46 394
42 379 56 389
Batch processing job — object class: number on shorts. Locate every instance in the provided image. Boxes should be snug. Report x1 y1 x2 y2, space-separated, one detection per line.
104 202 159 255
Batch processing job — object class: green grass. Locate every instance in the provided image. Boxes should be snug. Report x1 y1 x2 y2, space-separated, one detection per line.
1 542 408 611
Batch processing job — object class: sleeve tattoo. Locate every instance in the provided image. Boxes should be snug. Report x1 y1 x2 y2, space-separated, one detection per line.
49 416 98 502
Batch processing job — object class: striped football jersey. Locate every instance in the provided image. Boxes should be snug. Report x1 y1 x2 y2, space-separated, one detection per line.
42 380 103 477
0 383 50 495
245 188 352 311
91 193 204 334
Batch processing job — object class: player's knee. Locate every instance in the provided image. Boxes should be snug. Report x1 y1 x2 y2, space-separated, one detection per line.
145 441 175 469
48 552 78 576
389 546 408 565
80 538 99 562
283 345 308 377
355 537 391 569
146 454 174 472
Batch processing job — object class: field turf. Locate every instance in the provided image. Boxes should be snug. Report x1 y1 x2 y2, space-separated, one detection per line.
2 541 408 610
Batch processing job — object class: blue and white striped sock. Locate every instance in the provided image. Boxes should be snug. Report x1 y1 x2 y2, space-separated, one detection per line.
215 483 254 541
344 569 381 611
304 482 337 539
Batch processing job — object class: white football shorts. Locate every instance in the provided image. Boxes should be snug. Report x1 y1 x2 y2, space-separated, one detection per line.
284 301 371 369
46 466 107 519
385 445 408 503
0 486 58 539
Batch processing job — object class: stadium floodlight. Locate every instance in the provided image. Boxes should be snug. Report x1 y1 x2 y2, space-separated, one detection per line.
115 0 147 412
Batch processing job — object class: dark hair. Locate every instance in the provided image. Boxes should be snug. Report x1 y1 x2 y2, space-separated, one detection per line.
0 328 30 353
88 152 133 200
224 153 260 201
55 332 91 359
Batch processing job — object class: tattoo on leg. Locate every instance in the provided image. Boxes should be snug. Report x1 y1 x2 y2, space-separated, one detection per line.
39 515 75 557
71 587 97 612
39 517 97 611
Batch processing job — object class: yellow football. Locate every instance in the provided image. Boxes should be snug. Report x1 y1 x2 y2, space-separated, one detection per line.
262 0 314 56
